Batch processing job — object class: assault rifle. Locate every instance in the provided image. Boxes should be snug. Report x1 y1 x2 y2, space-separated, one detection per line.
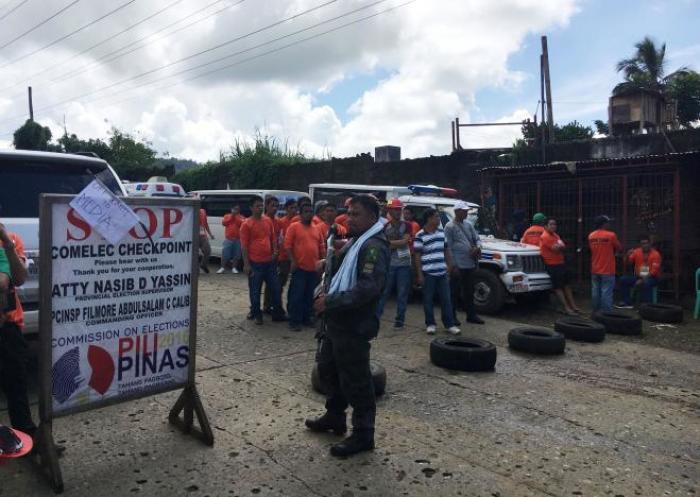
315 224 337 337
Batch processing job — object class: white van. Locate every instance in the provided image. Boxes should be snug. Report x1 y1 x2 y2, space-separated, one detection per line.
189 189 309 259
0 150 127 335
309 183 552 314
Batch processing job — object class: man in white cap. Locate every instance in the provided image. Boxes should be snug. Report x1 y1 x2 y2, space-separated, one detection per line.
445 201 485 325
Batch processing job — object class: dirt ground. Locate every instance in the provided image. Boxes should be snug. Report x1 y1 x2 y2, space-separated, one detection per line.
2 266 699 497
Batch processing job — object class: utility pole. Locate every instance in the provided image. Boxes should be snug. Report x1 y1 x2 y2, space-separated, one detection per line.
540 54 546 163
541 36 554 143
28 86 34 121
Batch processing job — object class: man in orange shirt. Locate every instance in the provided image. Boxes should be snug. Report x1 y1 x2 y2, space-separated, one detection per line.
521 213 547 246
262 196 284 316
334 198 352 230
199 208 214 273
317 202 347 240
617 235 662 308
276 198 298 295
218 204 245 274
588 215 622 311
240 196 286 325
285 203 325 331
540 218 580 315
0 223 36 440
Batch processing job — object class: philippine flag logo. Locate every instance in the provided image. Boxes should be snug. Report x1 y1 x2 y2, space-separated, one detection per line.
52 345 116 404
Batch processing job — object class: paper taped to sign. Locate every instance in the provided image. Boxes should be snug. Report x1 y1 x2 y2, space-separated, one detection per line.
69 180 140 245
49 202 194 414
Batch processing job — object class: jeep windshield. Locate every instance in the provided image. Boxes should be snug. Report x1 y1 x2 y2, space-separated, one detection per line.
0 160 122 218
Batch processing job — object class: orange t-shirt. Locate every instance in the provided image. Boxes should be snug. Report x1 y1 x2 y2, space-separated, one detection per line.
240 216 276 263
317 222 347 241
222 213 244 240
521 225 545 246
628 248 662 278
588 229 621 275
539 230 565 266
335 213 348 229
284 222 325 272
276 215 296 262
199 209 210 236
1 233 26 328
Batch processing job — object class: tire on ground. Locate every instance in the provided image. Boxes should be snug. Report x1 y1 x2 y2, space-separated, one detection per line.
592 310 642 335
507 327 566 355
429 337 497 372
311 361 387 396
554 317 606 343
639 303 684 324
472 268 506 315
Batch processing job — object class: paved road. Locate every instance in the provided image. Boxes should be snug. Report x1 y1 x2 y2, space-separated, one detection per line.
2 270 699 496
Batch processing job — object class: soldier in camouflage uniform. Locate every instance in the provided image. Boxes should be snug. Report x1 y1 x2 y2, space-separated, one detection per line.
306 195 390 457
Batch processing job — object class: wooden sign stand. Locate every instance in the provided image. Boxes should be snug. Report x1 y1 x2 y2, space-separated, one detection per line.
36 195 213 493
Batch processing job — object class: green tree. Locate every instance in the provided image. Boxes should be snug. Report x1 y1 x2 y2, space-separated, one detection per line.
614 36 700 127
57 127 172 180
667 71 700 126
13 119 53 150
514 120 594 148
174 134 309 191
614 36 689 95
594 119 610 136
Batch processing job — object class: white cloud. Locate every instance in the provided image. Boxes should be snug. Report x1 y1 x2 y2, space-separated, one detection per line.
0 0 580 162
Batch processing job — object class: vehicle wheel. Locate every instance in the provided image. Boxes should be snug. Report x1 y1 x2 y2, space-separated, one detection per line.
429 338 497 372
592 310 642 336
311 361 386 396
508 327 565 355
554 317 605 343
638 303 683 324
472 269 506 315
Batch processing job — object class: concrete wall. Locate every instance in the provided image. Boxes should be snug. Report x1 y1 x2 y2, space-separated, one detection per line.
274 149 510 202
273 130 700 200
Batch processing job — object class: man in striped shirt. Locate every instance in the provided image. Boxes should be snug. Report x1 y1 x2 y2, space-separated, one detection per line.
413 208 461 335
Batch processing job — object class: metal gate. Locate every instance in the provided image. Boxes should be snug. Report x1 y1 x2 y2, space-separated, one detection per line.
495 170 679 296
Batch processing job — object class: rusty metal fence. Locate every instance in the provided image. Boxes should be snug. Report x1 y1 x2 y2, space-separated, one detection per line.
493 170 679 297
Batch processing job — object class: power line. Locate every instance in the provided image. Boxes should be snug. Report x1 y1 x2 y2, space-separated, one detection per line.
0 0 417 129
0 0 137 69
0 0 190 92
0 0 80 51
96 0 418 108
51 0 235 83
47 0 340 102
0 0 28 22
97 0 394 100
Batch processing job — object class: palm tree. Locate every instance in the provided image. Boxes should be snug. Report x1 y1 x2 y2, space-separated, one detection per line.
614 36 688 95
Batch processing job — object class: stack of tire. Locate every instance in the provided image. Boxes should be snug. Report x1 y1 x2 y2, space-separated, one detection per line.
592 310 643 336
507 327 566 354
429 338 497 371
554 317 606 343
638 303 684 324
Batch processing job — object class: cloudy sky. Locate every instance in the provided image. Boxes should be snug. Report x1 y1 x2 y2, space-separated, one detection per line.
0 0 698 162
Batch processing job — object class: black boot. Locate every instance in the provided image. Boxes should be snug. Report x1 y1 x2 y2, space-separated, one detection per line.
330 431 374 457
305 412 347 435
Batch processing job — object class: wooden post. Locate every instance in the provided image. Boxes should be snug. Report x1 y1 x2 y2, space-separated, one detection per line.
28 86 34 121
455 117 461 150
541 36 554 143
540 54 547 162
451 120 456 152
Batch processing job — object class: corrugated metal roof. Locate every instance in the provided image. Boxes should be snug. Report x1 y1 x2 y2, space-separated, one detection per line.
478 150 700 174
